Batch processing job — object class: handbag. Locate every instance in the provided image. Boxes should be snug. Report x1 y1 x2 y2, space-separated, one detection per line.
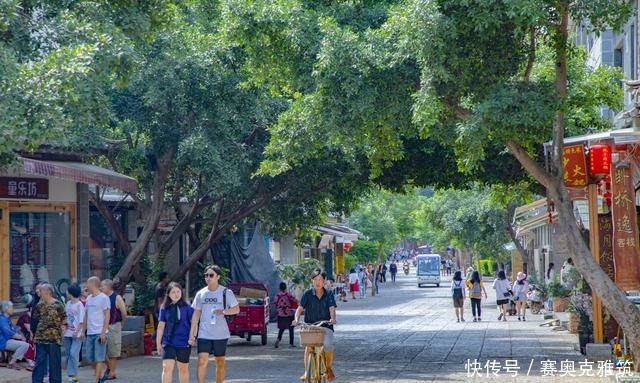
223 288 237 324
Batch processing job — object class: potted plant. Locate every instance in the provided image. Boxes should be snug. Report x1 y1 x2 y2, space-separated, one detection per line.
547 282 572 312
568 293 594 354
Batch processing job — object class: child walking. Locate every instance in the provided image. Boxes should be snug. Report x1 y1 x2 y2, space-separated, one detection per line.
64 284 85 382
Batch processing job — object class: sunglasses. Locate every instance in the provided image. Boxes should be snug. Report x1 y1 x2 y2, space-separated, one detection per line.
205 273 218 278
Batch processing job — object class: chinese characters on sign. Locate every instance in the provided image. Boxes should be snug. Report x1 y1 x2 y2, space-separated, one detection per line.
562 144 588 187
465 359 633 378
598 215 615 281
0 177 49 199
610 162 640 290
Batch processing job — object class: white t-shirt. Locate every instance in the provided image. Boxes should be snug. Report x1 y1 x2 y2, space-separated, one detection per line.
192 285 238 340
86 292 111 335
64 301 85 338
348 273 358 284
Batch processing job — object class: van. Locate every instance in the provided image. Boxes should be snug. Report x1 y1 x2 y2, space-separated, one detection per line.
416 254 441 287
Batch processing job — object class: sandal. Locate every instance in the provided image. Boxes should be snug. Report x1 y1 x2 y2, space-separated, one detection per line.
7 363 22 370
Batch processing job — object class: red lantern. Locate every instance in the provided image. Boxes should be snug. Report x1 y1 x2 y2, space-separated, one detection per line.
343 243 353 252
589 144 612 176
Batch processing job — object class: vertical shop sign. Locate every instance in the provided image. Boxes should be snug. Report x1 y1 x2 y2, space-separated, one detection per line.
610 162 640 291
598 214 615 280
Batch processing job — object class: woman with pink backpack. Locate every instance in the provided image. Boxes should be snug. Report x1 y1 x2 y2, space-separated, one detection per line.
274 282 298 348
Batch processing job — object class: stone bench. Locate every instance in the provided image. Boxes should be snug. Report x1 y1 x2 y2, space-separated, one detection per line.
121 315 145 358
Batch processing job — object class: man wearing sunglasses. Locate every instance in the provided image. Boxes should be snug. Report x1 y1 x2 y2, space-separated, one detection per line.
189 265 240 383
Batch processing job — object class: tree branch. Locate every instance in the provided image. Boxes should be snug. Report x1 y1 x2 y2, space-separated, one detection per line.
506 140 554 189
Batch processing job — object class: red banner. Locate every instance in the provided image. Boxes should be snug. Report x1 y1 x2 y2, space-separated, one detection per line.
610 160 640 291
562 144 589 187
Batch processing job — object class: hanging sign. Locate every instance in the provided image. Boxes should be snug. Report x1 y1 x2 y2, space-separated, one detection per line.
610 157 640 291
562 144 589 187
0 177 49 199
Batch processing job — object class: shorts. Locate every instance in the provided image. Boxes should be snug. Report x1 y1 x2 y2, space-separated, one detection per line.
453 298 464 308
349 283 359 292
197 339 228 357
85 334 107 363
496 299 509 305
163 345 192 364
107 322 122 358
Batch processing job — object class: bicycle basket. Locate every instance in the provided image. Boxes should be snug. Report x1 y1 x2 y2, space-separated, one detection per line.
299 326 325 347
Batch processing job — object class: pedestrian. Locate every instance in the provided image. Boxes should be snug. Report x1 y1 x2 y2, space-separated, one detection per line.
348 269 359 300
492 270 511 322
16 306 36 362
512 272 529 321
560 258 576 289
0 300 34 370
32 283 67 383
64 284 85 382
545 263 555 311
466 271 487 322
389 261 398 283
374 265 381 295
381 263 388 283
274 282 298 348
100 279 127 380
83 276 110 383
446 259 452 276
157 282 194 383
357 267 367 298
292 268 337 382
188 265 240 383
450 271 465 323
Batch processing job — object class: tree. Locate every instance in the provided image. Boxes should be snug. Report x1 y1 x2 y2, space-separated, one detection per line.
86 4 374 289
227 0 640 366
0 1 173 164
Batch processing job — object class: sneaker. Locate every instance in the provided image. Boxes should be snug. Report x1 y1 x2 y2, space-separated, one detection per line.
7 363 21 370
274 339 280 348
457 319 460 323
518 316 521 321
472 318 477 322
461 318 465 322
498 313 503 321
290 344 296 348
69 377 79 383
503 318 507 322
522 317 526 321
478 318 481 321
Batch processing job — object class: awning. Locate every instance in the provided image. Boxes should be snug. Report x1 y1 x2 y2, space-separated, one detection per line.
316 224 361 242
21 157 138 193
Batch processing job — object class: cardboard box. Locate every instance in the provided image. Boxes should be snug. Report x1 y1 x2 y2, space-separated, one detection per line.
240 287 268 299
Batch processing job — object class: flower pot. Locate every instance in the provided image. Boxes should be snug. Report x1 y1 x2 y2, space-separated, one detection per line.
553 297 569 312
568 313 580 333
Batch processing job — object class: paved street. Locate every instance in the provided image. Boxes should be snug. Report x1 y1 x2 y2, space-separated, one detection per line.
3 271 637 383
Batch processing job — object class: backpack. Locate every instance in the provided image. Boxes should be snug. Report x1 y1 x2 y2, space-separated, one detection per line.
222 288 237 324
452 281 463 299
470 281 481 297
276 292 292 316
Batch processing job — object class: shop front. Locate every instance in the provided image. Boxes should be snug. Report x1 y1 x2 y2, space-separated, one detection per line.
0 157 136 308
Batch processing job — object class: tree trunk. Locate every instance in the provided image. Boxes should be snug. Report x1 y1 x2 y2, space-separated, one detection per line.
506 203 530 266
113 148 175 290
508 2 640 369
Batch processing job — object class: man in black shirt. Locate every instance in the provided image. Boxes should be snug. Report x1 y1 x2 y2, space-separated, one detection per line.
293 269 337 381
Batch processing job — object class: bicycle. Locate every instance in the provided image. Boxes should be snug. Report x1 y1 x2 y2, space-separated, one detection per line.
296 321 330 383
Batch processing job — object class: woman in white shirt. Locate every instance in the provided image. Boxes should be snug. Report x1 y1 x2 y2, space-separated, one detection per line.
492 270 511 322
348 269 359 300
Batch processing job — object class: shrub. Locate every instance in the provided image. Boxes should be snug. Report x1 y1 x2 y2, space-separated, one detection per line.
478 259 497 277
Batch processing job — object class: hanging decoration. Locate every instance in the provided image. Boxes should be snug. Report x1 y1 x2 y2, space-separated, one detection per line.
588 144 612 177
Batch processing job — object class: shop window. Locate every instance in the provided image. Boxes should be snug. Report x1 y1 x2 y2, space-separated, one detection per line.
9 212 70 307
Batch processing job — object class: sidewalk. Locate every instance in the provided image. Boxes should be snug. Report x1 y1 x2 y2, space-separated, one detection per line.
2 273 637 382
